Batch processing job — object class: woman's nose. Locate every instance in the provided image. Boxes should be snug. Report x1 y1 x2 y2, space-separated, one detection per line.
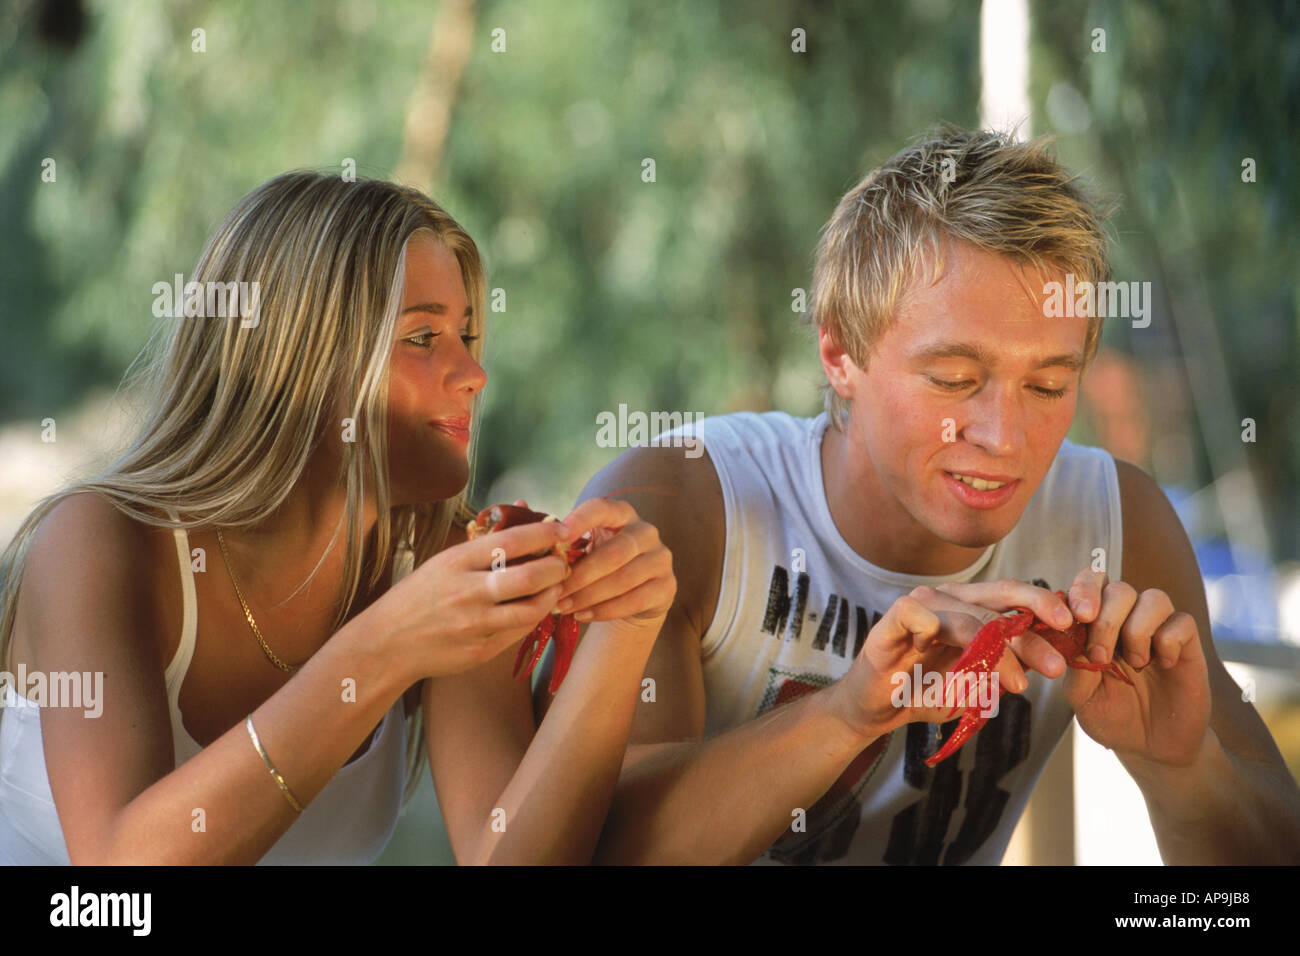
455 346 487 394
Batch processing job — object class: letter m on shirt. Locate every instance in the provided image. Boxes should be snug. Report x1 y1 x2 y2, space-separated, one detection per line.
761 564 809 643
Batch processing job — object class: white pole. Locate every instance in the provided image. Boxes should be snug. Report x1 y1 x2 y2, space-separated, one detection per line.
979 0 1032 138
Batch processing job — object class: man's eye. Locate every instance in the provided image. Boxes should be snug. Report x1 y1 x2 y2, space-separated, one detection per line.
928 376 1069 399
461 333 479 346
929 377 973 391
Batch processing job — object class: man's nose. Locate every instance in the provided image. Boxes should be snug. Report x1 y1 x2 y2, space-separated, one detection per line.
962 385 1025 458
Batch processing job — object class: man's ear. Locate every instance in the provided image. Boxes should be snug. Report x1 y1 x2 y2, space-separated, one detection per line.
818 326 858 401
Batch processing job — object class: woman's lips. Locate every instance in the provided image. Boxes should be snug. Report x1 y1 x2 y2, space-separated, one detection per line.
430 417 471 444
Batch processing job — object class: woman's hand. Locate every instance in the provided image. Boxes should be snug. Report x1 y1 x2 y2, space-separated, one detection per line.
551 496 677 633
372 516 575 680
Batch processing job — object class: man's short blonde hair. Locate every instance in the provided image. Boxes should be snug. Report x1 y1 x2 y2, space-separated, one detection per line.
809 125 1115 429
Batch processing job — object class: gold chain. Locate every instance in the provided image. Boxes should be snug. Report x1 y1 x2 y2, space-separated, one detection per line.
216 528 300 674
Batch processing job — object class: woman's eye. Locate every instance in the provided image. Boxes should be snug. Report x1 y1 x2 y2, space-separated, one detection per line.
405 331 477 350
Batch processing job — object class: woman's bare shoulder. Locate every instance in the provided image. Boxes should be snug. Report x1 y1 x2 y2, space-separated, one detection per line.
14 492 170 671
25 492 157 584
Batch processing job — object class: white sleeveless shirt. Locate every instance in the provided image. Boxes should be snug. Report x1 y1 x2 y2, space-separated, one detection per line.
680 411 1122 865
0 512 406 865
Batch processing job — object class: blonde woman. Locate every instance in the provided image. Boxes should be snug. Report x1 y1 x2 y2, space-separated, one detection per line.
0 171 675 865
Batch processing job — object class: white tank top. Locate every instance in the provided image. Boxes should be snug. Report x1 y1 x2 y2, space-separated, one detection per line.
0 511 406 865
682 411 1122 865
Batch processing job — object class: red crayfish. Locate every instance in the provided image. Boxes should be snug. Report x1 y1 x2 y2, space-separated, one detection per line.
924 590 1143 767
466 503 592 693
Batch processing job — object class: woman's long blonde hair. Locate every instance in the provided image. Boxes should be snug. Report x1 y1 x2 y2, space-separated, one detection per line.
0 170 487 808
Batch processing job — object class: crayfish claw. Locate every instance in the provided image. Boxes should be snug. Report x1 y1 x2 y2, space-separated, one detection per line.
925 708 987 767
546 615 581 694
922 609 1033 767
512 614 556 682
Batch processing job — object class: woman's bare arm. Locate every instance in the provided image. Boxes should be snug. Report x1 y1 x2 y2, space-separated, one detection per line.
19 493 414 864
424 499 674 865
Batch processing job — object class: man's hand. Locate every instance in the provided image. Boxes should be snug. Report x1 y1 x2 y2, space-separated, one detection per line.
1062 570 1212 768
934 573 1213 769
828 585 1065 740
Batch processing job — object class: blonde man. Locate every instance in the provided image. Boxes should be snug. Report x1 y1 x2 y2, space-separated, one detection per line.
555 126 1300 865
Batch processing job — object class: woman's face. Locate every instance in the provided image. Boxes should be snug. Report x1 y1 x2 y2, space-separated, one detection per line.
386 235 486 505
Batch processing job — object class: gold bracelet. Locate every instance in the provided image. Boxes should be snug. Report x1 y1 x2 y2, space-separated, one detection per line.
245 715 304 813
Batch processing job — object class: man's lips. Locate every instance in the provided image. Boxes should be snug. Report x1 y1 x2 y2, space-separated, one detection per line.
942 470 1020 509
946 470 1016 484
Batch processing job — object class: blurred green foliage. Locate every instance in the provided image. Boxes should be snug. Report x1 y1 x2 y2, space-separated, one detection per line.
4 1 1296 520
0 0 987 513
1032 0 1300 556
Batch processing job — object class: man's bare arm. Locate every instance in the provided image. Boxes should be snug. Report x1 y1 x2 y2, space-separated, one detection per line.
1113 460 1300 864
596 597 876 865
529 445 872 864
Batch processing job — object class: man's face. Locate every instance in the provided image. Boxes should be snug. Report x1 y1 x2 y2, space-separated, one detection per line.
823 239 1086 554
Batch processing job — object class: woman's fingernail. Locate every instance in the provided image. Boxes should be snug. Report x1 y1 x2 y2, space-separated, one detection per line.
556 598 574 613
1077 600 1093 618
1046 651 1065 672
1128 652 1144 668
1053 607 1072 628
554 522 571 537
575 610 594 622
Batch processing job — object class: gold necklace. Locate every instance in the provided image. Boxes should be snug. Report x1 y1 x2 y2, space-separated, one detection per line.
216 528 300 674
